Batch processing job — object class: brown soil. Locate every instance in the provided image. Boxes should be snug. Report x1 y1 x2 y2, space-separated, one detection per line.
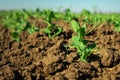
0 19 120 80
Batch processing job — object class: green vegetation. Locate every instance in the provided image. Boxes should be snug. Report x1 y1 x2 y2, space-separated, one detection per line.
41 9 63 38
107 15 120 32
71 20 96 62
1 8 120 62
3 10 39 41
43 24 62 38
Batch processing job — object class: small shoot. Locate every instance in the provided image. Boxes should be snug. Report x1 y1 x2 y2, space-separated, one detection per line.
70 20 96 62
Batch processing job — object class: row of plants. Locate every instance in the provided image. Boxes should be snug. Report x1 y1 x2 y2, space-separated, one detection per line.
3 10 39 41
1 8 120 62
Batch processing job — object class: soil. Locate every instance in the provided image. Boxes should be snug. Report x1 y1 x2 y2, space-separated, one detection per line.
0 18 120 80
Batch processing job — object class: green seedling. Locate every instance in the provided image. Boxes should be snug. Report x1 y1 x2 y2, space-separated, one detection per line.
43 24 62 38
70 20 96 62
41 9 63 38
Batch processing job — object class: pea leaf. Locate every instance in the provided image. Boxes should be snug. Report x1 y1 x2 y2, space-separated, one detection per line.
71 20 80 34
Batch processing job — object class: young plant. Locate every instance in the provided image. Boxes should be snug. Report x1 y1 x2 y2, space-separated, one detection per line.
70 20 96 62
42 9 63 38
43 23 62 38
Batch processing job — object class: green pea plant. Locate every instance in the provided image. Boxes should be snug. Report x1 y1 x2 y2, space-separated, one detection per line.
70 20 96 62
42 9 63 38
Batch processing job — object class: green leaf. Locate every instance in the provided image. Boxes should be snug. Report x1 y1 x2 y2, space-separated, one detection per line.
71 36 82 48
43 24 54 34
44 27 52 34
78 24 86 39
71 20 80 34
